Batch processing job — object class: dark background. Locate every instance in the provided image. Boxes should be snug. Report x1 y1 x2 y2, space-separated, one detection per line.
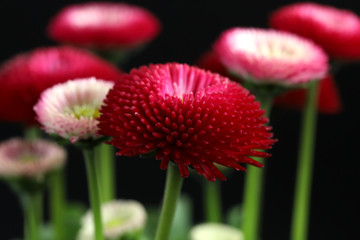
1 0 359 239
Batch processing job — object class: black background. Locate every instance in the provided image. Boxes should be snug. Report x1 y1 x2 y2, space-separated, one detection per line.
1 0 359 239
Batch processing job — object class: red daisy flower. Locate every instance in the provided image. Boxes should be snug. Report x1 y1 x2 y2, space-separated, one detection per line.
274 74 342 114
269 2 360 59
48 2 161 49
98 63 275 181
0 46 122 125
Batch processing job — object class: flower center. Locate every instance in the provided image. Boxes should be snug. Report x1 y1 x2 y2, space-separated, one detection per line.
104 213 131 230
65 104 100 119
19 153 39 163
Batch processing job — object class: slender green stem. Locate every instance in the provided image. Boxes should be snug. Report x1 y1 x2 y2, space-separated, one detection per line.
96 143 116 202
242 95 272 240
291 81 319 240
50 169 66 240
155 164 183 240
204 180 222 222
83 149 104 240
22 191 41 240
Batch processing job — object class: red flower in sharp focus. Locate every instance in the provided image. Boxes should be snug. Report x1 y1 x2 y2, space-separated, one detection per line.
98 63 276 181
270 2 360 60
48 2 161 49
274 74 342 114
0 46 122 125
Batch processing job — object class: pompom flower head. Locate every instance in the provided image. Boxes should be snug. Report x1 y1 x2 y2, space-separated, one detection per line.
48 2 161 50
77 200 146 240
214 28 328 88
0 138 66 179
34 77 114 143
99 63 275 181
0 46 122 125
269 2 360 59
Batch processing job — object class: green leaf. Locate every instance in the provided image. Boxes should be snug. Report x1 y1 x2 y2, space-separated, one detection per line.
226 204 243 229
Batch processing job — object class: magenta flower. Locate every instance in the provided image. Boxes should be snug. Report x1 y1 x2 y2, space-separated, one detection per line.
34 77 114 143
98 63 275 181
214 28 328 86
269 2 360 60
48 2 161 49
0 46 122 125
0 138 66 178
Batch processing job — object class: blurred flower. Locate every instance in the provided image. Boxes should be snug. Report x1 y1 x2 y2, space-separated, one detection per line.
77 200 146 240
190 223 244 240
0 46 122 125
48 2 161 50
0 138 66 179
269 2 360 60
99 63 275 181
214 28 328 86
274 74 342 114
197 51 231 79
34 77 114 143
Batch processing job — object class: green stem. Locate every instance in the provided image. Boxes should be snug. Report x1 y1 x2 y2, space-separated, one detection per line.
24 126 42 140
22 191 41 240
155 164 183 240
242 95 272 240
96 143 116 202
83 149 104 240
50 169 66 240
204 180 222 222
291 81 319 240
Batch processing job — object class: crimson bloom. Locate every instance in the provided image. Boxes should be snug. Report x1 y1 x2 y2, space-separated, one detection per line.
0 46 122 125
214 28 328 87
274 74 342 114
270 2 360 59
48 2 161 49
98 63 275 181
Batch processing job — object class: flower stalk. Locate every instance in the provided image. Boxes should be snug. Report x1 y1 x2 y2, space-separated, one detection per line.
50 169 66 240
204 180 222 222
155 164 183 240
242 94 272 240
96 143 116 202
21 191 41 240
291 80 319 240
83 148 104 240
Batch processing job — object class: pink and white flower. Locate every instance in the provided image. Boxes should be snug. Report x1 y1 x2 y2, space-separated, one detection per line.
34 77 114 143
0 138 66 178
214 28 328 86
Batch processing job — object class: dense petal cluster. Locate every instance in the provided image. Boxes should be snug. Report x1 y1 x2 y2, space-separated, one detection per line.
34 78 114 143
270 2 360 59
48 2 161 49
0 46 122 125
77 200 146 240
99 63 275 181
214 28 328 86
0 138 66 178
274 74 342 114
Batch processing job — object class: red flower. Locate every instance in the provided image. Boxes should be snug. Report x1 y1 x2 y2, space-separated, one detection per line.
274 75 342 114
48 2 161 49
269 2 360 60
98 63 275 181
0 46 122 125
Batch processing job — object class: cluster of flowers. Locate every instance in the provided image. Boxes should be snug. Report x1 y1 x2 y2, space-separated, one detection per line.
0 2 359 240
